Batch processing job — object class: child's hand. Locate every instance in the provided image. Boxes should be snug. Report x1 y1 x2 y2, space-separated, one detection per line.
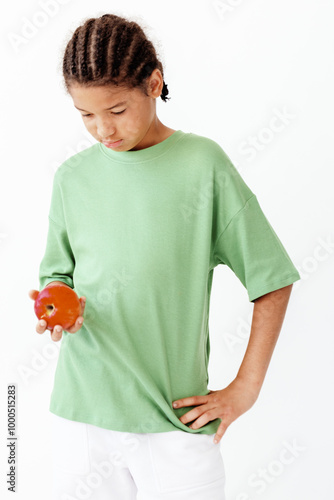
28 288 86 342
172 377 259 444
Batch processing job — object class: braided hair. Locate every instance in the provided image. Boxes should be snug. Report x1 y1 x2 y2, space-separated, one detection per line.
62 14 170 102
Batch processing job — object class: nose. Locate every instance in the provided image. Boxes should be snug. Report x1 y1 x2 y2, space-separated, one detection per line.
96 118 116 140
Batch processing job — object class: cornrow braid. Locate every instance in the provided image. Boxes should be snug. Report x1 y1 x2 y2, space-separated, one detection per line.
62 14 170 102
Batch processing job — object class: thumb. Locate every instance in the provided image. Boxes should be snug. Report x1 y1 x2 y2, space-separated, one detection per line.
80 296 86 315
29 290 39 301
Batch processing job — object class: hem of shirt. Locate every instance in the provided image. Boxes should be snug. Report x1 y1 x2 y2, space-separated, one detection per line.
248 271 301 302
48 405 220 435
39 277 74 291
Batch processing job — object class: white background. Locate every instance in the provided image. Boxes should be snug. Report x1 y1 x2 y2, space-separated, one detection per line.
1 0 333 498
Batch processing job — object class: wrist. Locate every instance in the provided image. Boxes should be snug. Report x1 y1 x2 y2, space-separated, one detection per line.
233 374 262 401
45 281 71 288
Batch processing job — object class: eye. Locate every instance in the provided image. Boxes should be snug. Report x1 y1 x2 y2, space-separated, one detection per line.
82 110 126 117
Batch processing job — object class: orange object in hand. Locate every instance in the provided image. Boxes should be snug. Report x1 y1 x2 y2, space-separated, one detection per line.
34 283 81 331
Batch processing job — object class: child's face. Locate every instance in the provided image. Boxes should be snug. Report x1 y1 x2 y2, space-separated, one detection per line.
69 73 162 151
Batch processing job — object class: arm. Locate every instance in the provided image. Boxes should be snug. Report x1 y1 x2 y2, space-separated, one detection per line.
172 284 294 444
31 173 82 340
235 283 293 397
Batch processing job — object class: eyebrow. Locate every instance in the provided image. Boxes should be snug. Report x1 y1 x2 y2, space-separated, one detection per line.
74 101 127 112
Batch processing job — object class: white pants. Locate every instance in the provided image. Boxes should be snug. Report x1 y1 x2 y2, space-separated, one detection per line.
51 413 226 500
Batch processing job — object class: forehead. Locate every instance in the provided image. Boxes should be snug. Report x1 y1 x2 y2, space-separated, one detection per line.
69 84 143 108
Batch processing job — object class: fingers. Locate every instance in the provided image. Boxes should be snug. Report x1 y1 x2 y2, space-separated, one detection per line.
172 395 209 408
188 411 213 430
67 315 84 334
36 319 47 334
79 296 86 315
179 404 210 425
65 296 86 333
214 421 229 444
51 325 63 342
35 315 84 337
35 319 63 341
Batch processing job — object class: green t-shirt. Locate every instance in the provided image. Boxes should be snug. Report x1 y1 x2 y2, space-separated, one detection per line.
38 129 300 435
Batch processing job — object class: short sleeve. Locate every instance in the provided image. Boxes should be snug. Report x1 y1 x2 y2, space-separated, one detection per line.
38 169 75 291
212 194 301 302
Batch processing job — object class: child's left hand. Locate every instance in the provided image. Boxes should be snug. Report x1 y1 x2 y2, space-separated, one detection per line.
172 377 260 444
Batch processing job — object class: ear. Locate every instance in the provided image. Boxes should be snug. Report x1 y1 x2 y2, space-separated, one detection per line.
147 68 164 98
